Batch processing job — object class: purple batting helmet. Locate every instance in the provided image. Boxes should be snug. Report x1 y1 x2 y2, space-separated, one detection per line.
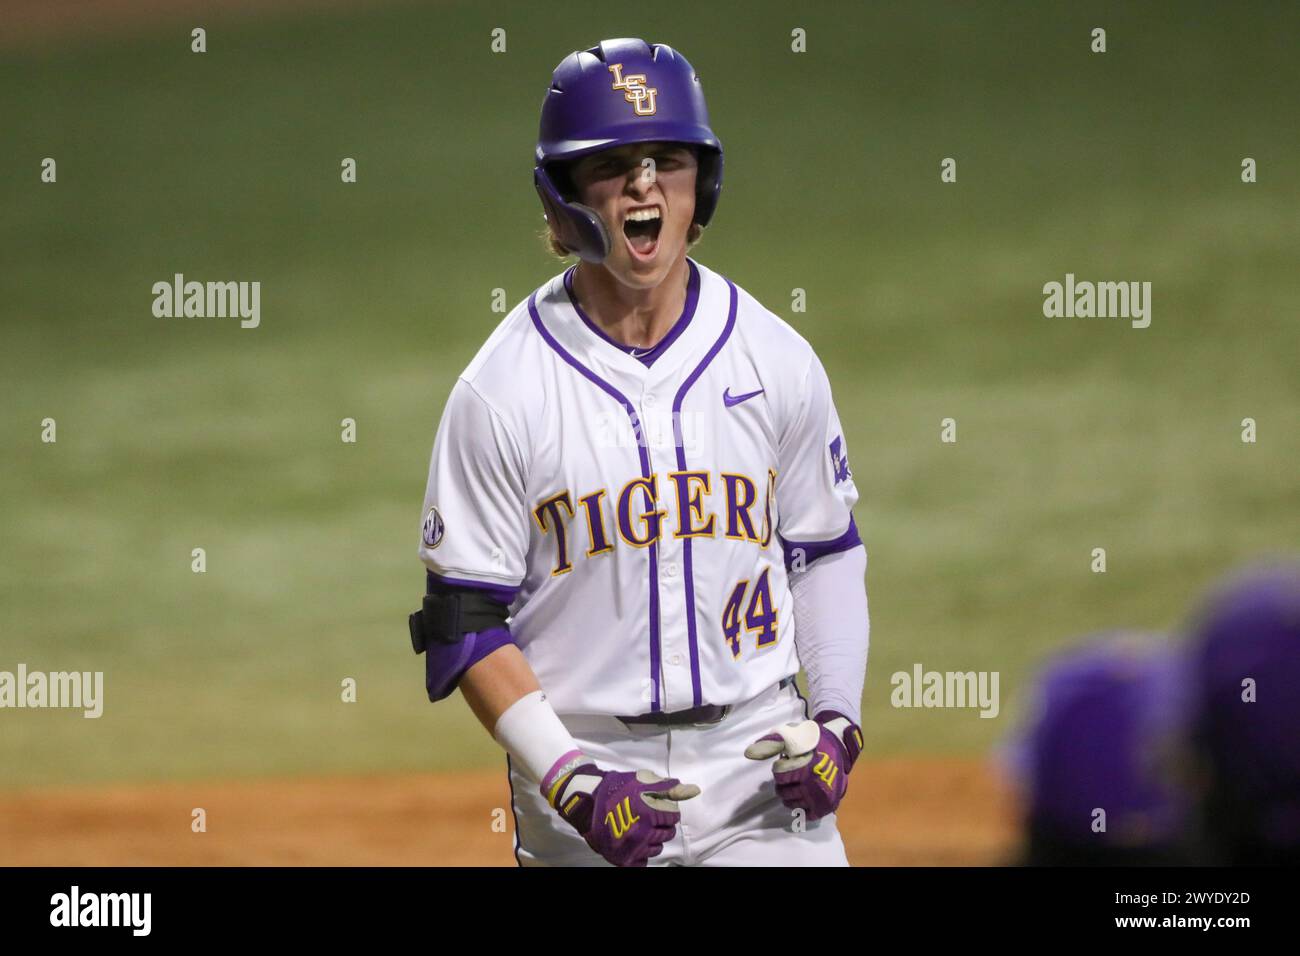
534 38 724 263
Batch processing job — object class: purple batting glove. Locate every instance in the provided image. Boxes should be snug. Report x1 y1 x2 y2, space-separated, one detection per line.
541 752 701 867
745 710 864 821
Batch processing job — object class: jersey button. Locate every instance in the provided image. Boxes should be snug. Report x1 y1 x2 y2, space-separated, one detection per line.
643 392 657 407
670 654 682 666
663 562 679 578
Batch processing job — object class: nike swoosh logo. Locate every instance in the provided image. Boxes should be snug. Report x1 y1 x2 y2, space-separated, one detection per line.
723 387 765 408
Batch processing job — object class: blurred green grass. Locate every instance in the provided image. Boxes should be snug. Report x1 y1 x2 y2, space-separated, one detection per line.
1 1 1297 786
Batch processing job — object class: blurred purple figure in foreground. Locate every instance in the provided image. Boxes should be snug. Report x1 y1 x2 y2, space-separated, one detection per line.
1008 632 1193 865
1187 562 1300 865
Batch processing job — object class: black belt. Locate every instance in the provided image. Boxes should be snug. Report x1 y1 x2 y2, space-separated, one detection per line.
617 676 796 727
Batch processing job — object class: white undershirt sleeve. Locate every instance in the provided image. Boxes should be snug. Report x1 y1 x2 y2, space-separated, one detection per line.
791 544 869 725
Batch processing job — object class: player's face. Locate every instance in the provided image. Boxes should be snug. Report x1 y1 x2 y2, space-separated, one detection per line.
569 142 698 289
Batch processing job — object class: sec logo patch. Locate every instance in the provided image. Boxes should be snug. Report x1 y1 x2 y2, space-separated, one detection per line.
422 507 445 549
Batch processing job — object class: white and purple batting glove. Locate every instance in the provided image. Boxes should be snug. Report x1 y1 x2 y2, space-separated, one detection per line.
745 711 864 821
541 752 701 867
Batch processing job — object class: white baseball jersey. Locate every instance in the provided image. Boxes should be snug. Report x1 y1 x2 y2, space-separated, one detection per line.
418 257 860 717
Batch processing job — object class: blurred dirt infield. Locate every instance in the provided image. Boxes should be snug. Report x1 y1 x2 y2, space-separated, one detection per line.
0 757 1017 866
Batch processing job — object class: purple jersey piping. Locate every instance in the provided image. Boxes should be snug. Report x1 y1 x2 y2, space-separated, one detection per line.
672 278 739 707
563 259 701 367
426 569 520 605
527 290 665 711
779 515 863 572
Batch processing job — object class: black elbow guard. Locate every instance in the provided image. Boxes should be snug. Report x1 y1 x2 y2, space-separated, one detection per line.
408 584 510 654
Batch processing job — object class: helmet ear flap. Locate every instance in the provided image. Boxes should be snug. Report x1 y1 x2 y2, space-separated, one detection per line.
693 147 723 227
534 165 612 263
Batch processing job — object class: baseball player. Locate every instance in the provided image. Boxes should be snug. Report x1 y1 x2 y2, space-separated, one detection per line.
410 38 870 866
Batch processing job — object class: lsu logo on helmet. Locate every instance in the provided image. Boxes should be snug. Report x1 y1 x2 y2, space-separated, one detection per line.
608 63 658 116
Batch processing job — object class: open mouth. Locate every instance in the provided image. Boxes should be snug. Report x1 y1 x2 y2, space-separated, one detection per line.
622 206 662 258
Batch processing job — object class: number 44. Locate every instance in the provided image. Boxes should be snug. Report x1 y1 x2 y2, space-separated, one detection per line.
721 568 778 658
